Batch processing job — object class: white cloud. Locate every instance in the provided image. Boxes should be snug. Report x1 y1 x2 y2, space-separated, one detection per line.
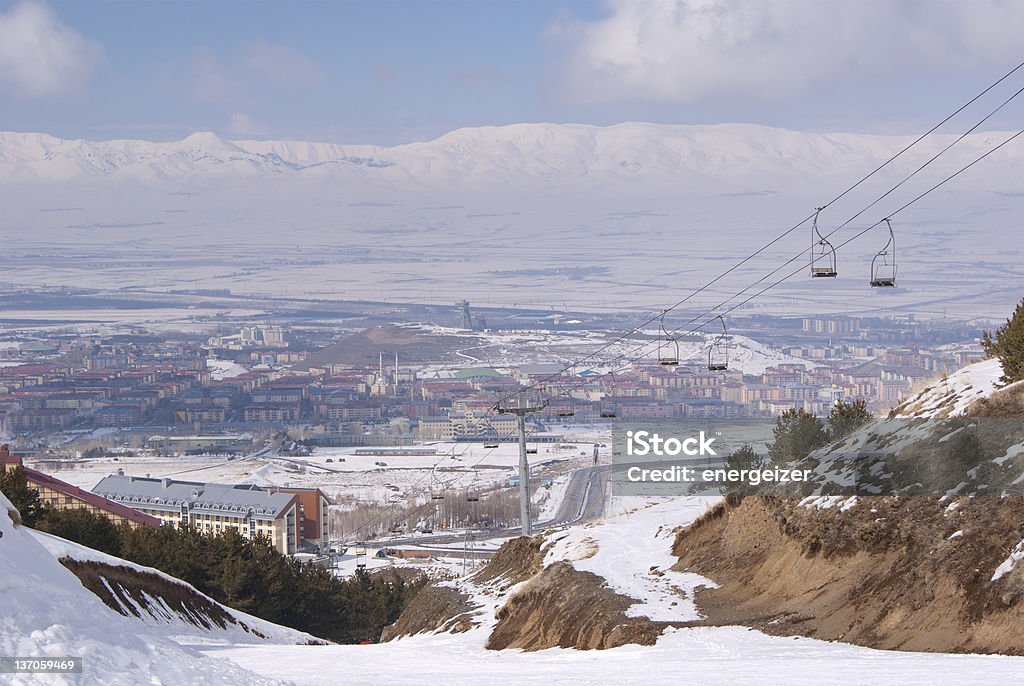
553 0 1024 103
0 1 102 98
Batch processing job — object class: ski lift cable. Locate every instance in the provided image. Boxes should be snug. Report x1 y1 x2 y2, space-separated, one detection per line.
535 126 1024 403
490 118 1023 420
685 126 1024 335
591 89 1024 375
490 60 1024 410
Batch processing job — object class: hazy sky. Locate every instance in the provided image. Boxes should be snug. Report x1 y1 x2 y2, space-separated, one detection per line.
1 0 1021 144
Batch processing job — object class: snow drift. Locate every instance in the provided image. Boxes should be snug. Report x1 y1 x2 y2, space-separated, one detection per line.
0 492 285 686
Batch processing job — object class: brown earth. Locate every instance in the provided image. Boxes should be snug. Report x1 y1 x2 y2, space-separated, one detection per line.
294 324 479 369
471 534 546 589
384 534 667 651
672 495 1024 654
486 561 666 651
380 584 478 641
966 381 1024 418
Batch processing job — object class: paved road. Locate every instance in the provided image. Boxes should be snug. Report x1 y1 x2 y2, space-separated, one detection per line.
381 463 612 550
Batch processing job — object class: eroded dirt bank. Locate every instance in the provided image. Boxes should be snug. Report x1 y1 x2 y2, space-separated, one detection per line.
673 495 1024 654
384 534 667 650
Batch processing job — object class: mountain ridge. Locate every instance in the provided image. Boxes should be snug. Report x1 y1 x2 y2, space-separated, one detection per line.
2 122 1019 188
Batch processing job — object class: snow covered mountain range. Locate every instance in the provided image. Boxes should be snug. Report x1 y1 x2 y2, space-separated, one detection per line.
2 123 1021 189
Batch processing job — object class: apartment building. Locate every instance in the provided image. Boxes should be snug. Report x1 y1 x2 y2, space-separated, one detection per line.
93 474 300 554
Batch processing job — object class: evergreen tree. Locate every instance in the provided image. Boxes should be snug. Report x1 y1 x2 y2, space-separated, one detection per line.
982 298 1024 386
0 466 45 527
767 408 829 463
37 508 124 556
727 444 764 471
827 399 872 441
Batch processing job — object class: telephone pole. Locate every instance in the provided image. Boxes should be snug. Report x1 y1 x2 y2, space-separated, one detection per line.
496 390 546 537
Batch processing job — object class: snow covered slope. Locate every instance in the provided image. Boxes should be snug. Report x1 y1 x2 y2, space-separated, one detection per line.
890 357 1008 418
31 530 322 646
0 493 285 686
795 359 1024 496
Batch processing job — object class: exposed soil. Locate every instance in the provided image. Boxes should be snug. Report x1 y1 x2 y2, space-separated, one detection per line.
966 381 1024 418
672 495 1024 654
294 324 479 369
471 534 546 589
487 561 666 651
384 533 666 650
380 584 478 641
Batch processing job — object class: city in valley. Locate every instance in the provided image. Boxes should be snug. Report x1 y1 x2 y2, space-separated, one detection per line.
0 288 988 564
3 3 1024 685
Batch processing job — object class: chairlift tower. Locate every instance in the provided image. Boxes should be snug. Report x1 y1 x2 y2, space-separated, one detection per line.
496 389 547 536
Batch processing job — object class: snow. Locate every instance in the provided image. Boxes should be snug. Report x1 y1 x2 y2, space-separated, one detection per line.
543 497 718 621
993 441 1024 467
206 358 248 380
3 124 1022 321
2 125 1021 192
29 530 319 646
805 359 1024 495
991 538 1024 582
798 495 857 511
892 359 1006 418
536 473 572 520
0 492 284 686
204 624 1024 686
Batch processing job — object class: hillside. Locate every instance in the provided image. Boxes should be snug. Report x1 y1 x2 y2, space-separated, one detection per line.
775 359 1024 498
382 358 1024 658
0 492 285 686
669 358 1024 653
31 530 324 646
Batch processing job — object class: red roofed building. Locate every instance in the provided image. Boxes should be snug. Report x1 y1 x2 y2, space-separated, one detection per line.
0 444 161 529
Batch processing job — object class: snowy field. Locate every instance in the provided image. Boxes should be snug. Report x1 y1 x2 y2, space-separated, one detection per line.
33 431 607 509
200 627 1024 686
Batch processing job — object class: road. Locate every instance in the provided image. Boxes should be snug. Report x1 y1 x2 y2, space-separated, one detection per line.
381 463 611 552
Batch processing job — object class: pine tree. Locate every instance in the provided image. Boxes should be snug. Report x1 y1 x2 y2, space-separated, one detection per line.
982 298 1024 386
37 508 124 556
0 466 45 527
767 408 829 463
727 444 763 471
827 399 872 441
